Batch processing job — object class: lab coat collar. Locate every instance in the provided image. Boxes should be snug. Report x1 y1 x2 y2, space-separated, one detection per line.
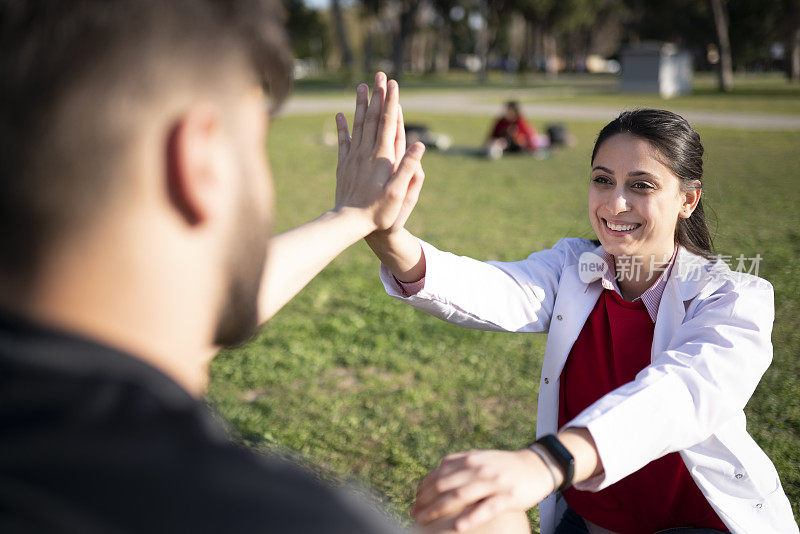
589 243 712 303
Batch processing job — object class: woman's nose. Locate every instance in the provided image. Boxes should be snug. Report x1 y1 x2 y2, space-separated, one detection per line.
609 189 629 214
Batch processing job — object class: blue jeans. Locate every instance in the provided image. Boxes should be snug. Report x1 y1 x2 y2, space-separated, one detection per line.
554 506 728 534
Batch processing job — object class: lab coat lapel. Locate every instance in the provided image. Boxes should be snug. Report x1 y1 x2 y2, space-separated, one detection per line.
651 246 708 358
537 265 603 436
542 266 603 385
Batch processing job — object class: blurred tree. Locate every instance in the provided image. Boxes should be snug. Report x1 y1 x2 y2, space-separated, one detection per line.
359 0 422 81
513 0 602 77
709 0 733 91
393 0 423 80
284 0 330 59
624 0 797 83
331 0 355 74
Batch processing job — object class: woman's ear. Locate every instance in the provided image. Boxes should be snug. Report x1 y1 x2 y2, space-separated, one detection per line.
679 180 702 219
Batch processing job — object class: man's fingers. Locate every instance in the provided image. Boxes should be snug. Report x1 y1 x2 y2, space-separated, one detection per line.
350 83 369 149
394 105 406 168
377 79 400 157
361 72 387 152
335 113 350 165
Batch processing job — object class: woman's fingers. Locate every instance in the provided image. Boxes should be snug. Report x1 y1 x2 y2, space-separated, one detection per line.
349 83 369 149
377 79 400 158
413 466 472 516
415 480 499 525
360 72 387 153
373 142 425 230
453 495 515 532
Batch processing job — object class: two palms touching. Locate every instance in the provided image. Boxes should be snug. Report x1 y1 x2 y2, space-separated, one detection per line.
333 72 425 236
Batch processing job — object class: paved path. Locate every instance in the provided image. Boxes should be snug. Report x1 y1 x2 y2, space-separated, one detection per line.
281 93 800 131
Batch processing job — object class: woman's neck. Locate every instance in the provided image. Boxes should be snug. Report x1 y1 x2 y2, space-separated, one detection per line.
614 246 676 301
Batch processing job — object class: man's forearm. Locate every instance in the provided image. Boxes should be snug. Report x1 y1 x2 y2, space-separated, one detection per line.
258 209 374 323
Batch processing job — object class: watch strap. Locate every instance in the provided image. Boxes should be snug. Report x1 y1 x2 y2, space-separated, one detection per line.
530 434 574 492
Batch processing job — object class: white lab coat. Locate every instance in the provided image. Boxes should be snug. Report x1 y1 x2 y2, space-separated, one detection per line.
380 237 798 534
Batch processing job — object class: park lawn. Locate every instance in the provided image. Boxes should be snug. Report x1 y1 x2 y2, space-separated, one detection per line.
208 112 800 530
293 72 800 115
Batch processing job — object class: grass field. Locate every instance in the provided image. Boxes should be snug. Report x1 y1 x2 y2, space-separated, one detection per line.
207 108 800 530
293 72 800 115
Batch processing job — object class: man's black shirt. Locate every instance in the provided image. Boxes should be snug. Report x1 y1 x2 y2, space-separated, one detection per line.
0 311 403 533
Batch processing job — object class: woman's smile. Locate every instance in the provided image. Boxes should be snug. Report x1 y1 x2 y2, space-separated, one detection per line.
602 218 642 235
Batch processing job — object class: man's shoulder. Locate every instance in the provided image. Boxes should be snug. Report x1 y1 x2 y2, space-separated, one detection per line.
0 363 402 534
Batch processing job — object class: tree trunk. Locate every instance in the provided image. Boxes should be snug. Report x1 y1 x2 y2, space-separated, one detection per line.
790 26 800 83
709 0 733 92
518 20 534 73
392 0 421 81
475 1 489 84
543 30 558 80
331 0 353 72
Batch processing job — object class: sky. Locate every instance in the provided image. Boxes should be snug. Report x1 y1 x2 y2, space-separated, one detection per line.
303 0 357 9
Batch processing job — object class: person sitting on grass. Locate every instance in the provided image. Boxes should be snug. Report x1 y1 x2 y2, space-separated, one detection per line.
337 105 799 534
0 1 528 533
485 101 538 159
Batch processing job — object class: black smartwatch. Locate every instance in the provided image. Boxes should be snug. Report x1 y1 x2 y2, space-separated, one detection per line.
529 434 574 492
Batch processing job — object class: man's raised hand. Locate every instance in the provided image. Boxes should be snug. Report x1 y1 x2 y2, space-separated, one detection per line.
333 72 425 233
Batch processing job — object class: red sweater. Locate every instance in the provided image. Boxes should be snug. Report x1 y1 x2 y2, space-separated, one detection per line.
558 289 727 533
490 117 536 149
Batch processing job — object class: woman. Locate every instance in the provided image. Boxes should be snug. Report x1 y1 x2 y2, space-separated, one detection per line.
337 105 797 533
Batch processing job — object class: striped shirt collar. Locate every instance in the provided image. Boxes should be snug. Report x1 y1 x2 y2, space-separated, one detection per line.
597 243 679 323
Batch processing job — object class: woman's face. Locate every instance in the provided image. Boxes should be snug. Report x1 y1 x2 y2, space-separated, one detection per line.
588 133 698 261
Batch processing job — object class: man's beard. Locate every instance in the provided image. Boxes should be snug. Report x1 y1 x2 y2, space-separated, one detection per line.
212 182 269 348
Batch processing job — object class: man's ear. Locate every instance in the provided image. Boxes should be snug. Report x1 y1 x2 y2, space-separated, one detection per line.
679 180 702 219
166 105 222 226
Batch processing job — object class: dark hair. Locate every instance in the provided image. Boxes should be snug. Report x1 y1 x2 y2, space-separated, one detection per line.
591 109 715 259
0 0 292 284
506 101 520 114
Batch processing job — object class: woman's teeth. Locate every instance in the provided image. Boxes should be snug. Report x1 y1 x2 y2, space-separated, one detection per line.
605 220 640 232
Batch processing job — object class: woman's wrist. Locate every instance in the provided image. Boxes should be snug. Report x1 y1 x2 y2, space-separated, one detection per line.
518 447 562 495
365 228 425 283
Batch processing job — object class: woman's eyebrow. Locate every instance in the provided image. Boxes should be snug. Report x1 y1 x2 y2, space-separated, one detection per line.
628 170 660 181
592 166 614 174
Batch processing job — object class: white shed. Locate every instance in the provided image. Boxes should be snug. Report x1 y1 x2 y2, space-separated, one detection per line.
620 42 692 98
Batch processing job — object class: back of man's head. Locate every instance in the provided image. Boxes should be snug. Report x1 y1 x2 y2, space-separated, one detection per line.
0 0 291 290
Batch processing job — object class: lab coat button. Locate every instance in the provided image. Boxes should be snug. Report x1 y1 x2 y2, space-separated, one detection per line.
556 315 563 321
544 378 550 384
755 503 763 509
735 473 743 479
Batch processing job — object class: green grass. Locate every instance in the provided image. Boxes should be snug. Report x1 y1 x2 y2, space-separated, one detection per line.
293 72 800 115
208 112 800 530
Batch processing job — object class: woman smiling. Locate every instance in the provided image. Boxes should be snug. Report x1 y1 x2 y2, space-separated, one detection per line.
339 106 798 534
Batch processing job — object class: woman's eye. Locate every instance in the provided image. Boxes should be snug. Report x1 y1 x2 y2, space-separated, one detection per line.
592 176 612 184
632 182 655 190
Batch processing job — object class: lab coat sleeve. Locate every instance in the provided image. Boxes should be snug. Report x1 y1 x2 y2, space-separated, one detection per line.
379 238 585 333
563 275 775 491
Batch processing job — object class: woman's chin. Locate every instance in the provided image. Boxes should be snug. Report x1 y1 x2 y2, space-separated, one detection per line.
597 239 638 258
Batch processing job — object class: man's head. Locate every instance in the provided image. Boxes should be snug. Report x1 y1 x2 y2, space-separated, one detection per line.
0 0 292 349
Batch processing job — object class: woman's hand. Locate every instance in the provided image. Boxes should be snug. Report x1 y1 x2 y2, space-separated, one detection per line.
411 449 555 532
333 72 425 234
